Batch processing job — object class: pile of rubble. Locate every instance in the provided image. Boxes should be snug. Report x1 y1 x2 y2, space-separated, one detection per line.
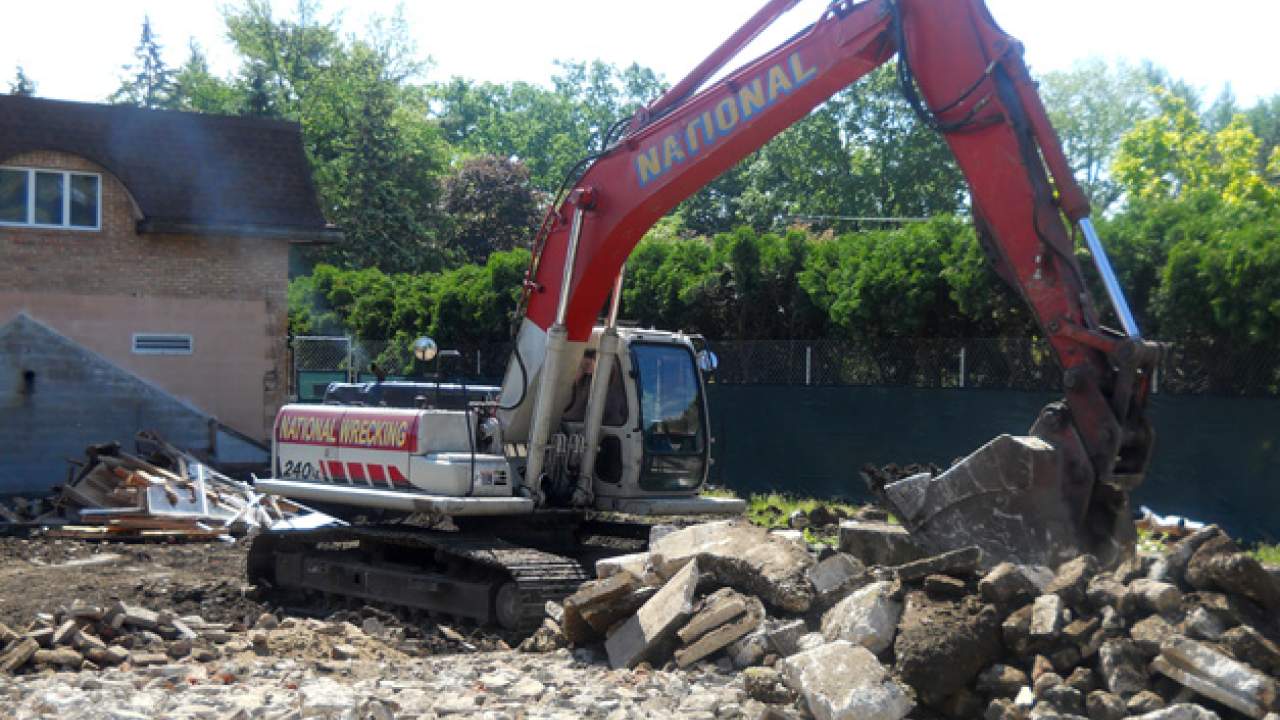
1 432 331 540
527 518 1280 720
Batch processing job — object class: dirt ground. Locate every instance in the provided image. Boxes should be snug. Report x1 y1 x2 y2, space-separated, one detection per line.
0 534 265 631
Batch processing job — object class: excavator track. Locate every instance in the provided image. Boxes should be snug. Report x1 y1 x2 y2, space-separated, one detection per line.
246 525 591 632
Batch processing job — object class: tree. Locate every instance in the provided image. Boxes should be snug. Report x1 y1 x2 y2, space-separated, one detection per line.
169 41 240 114
1245 94 1280 180
1114 89 1277 206
441 155 542 263
1039 59 1153 212
110 17 176 108
8 66 36 96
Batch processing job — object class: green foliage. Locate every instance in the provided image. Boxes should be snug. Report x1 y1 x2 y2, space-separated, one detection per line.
1040 59 1154 211
441 155 542 263
1250 543 1280 566
8 66 36 96
109 16 176 108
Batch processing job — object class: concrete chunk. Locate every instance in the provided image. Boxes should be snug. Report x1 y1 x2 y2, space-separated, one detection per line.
594 552 656 584
605 559 699 669
807 553 866 601
1156 635 1276 719
838 520 925 567
893 545 982 582
649 520 815 613
821 580 902 654
1128 579 1182 615
727 626 769 669
677 589 748 644
674 595 765 668
1 638 38 673
766 618 809 657
779 641 914 720
1029 594 1064 639
562 572 640 643
113 602 159 630
980 563 1039 604
51 619 79 646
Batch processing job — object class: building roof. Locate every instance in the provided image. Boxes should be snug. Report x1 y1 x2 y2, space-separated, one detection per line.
0 95 339 242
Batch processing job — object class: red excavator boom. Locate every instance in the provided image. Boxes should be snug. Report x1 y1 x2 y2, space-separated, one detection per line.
502 0 1164 567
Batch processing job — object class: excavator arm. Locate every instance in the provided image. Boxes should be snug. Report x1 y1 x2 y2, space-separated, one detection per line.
500 0 1164 566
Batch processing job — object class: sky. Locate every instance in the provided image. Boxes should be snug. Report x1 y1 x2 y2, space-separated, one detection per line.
2 0 1277 107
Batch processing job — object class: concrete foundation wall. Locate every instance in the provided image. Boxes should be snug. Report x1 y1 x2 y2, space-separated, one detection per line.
0 314 215 495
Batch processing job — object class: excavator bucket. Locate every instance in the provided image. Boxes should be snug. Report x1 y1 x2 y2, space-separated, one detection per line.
876 433 1135 570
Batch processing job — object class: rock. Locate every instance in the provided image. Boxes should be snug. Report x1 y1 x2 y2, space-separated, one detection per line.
1029 594 1064 640
1050 645 1082 673
808 506 839 527
596 552 656 583
796 632 825 653
1132 705 1222 720
649 521 816 613
331 643 358 660
820 581 902 654
1042 684 1085 715
1031 655 1056 682
51 619 79 646
1002 604 1039 658
113 603 159 630
1063 616 1101 645
1131 615 1177 656
728 626 770 668
924 574 968 598
1087 576 1132 613
1047 555 1099 607
806 554 866 603
1162 526 1226 585
1182 607 1226 641
679 589 751 645
778 641 914 720
764 619 808 658
33 647 82 668
563 571 641 643
1156 634 1277 719
581 587 657 637
1126 690 1166 714
519 617 567 653
128 652 168 666
893 546 983 583
1 638 38 673
1221 624 1280 676
1128 579 1183 615
985 698 1022 720
1033 671 1064 698
837 521 926 567
937 688 984 719
744 666 796 704
510 676 545 699
1188 548 1280 613
649 524 678 544
1098 639 1149 698
253 613 279 630
675 594 765 668
977 664 1029 698
605 559 699 669
1066 667 1097 694
1085 690 1127 720
788 510 810 529
980 563 1041 605
893 592 1003 707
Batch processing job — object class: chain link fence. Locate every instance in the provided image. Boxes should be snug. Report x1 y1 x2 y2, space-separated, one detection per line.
289 335 1280 399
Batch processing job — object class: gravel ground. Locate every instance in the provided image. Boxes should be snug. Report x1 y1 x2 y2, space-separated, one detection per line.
0 534 767 719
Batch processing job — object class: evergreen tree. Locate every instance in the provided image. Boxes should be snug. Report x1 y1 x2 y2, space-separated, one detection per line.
8 66 36 96
109 17 176 108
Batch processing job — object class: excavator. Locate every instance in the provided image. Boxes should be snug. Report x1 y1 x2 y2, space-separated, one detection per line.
250 0 1164 630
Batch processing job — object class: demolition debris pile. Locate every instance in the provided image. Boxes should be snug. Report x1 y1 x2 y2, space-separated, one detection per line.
526 518 1280 720
0 432 328 540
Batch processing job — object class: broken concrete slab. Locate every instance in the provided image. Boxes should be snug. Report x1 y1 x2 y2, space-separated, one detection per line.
580 586 656 635
806 553 866 603
778 640 914 720
1156 635 1277 719
562 572 640 643
893 545 982 583
1098 639 1150 698
1187 547 1280 612
820 580 902 654
649 520 815 613
765 618 808 657
837 520 925 567
1131 705 1223 720
595 552 658 585
1221 624 1280 676
1029 594 1064 640
677 588 749 644
979 563 1041 605
1 638 38 674
1128 579 1183 615
674 595 764 668
604 559 699 669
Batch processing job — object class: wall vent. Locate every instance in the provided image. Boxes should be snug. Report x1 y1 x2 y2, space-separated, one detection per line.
132 333 194 355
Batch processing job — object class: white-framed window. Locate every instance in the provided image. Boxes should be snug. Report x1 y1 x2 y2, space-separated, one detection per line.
0 166 101 230
132 333 194 356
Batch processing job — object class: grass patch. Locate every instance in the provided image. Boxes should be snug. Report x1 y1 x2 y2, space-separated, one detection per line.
743 492 863 530
1250 543 1280 566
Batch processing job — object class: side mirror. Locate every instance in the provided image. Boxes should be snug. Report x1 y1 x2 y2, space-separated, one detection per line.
412 336 438 362
697 349 719 374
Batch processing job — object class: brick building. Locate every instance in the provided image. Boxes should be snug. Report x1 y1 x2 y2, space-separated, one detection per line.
0 96 337 491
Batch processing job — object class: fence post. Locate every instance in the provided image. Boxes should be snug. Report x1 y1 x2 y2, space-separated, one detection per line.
959 346 967 388
346 336 355 383
805 345 812 386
